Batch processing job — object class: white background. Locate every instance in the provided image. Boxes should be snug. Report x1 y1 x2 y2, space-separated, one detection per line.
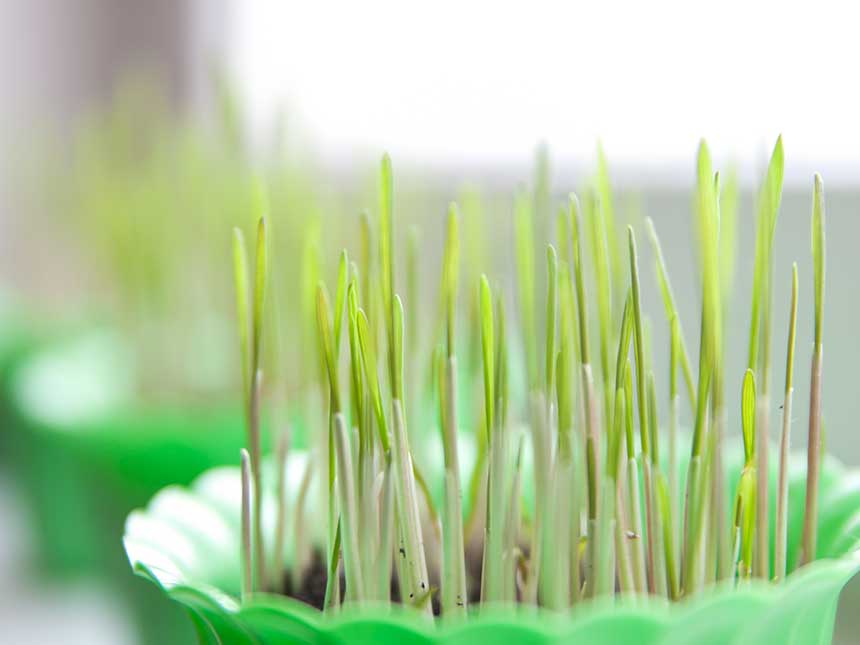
230 0 860 185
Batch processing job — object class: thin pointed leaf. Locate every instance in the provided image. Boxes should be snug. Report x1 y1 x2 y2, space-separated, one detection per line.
742 369 756 464
479 275 494 439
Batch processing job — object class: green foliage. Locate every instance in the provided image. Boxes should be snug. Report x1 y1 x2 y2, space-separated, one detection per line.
217 139 838 615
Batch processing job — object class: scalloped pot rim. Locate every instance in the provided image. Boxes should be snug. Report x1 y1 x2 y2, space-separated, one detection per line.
124 449 860 643
130 555 860 638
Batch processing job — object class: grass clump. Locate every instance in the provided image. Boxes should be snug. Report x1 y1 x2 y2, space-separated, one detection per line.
231 139 833 618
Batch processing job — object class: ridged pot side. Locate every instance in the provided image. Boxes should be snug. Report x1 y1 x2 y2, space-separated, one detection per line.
125 443 860 645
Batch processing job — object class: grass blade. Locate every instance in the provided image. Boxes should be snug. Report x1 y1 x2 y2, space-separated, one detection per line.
627 226 656 592
233 228 250 408
272 426 291 591
515 190 538 390
482 293 510 604
240 448 252 601
334 412 365 601
545 245 558 397
585 193 614 426
645 217 696 409
801 173 826 566
247 217 268 589
774 263 798 581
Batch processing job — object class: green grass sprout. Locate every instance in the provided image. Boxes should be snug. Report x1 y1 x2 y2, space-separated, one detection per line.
801 173 826 566
681 140 719 595
774 263 798 581
217 139 838 620
391 293 432 615
734 369 757 580
545 245 559 398
272 426 291 591
515 190 539 390
585 193 614 426
316 281 343 608
628 225 658 592
751 137 784 578
668 314 681 574
240 448 252 601
438 206 467 617
623 360 647 593
233 217 269 590
644 217 696 408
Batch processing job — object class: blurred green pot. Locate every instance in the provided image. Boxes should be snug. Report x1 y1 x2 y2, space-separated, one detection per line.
0 296 50 441
7 329 257 644
9 330 249 574
124 445 860 644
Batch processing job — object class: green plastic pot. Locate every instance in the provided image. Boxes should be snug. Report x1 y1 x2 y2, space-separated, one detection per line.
6 329 260 644
9 330 252 575
124 444 860 644
0 298 51 452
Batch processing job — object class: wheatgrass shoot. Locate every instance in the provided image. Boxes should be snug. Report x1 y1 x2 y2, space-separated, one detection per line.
623 360 647 593
627 226 657 593
542 338 573 609
438 204 467 616
680 141 721 595
570 194 602 596
316 280 344 608
515 190 538 391
233 216 268 590
223 142 836 621
734 369 757 581
527 244 557 605
774 263 799 581
749 137 785 579
480 279 513 604
668 316 680 514
644 217 696 409
272 425 291 591
595 388 625 597
585 193 614 428
707 169 729 585
503 436 526 602
801 173 826 566
571 196 599 514
240 448 252 602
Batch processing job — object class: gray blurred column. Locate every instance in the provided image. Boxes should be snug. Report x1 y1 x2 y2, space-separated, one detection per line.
0 0 232 298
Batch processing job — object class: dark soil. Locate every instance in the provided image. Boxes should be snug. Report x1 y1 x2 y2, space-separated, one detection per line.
282 548 474 615
282 550 344 609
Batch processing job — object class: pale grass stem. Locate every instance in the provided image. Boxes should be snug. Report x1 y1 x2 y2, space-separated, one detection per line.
240 448 252 601
272 426 291 591
801 173 826 566
774 264 798 581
